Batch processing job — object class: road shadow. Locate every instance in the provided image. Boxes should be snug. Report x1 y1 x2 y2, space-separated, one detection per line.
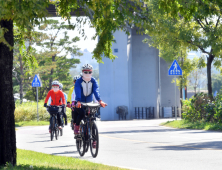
99 128 186 134
51 150 78 155
28 140 51 143
150 141 222 151
46 145 75 148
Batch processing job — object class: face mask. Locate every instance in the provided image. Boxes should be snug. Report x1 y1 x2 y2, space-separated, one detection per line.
82 71 92 81
52 86 59 92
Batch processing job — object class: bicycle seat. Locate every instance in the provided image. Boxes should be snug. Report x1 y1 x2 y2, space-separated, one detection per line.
81 103 100 107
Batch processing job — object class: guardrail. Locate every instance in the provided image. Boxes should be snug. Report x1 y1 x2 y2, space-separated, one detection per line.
134 107 154 119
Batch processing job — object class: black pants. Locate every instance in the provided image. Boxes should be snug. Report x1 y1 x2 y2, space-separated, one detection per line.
75 108 85 125
62 107 67 121
72 108 79 124
48 107 62 126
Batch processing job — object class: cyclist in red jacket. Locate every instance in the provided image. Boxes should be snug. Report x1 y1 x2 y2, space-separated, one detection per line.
44 81 66 131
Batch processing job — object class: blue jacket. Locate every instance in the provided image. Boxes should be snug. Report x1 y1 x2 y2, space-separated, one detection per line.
75 77 101 103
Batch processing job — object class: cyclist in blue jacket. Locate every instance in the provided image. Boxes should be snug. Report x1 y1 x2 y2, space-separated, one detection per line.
74 64 107 141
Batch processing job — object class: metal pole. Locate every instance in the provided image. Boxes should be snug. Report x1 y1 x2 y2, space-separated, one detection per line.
37 87 39 121
159 53 161 118
175 76 177 120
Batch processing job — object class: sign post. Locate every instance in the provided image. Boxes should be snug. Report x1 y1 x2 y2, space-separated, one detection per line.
168 60 182 120
31 74 42 121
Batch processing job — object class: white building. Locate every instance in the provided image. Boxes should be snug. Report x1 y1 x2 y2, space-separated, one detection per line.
99 28 180 120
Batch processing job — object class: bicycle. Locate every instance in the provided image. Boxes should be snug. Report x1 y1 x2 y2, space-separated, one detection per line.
47 105 63 141
75 103 101 158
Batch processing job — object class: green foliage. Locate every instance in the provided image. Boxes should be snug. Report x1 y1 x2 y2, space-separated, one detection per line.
142 0 222 94
15 101 49 122
14 100 72 122
15 121 49 127
161 119 222 131
182 91 222 123
2 149 126 170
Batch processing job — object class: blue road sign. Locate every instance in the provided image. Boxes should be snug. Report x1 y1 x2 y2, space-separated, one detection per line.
32 74 42 87
168 60 182 76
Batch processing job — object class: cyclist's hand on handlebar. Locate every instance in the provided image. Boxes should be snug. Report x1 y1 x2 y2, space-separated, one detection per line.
99 100 107 108
44 103 47 107
71 101 75 108
76 101 81 108
67 102 71 108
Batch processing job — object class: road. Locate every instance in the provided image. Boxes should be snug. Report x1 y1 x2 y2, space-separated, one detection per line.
16 119 222 170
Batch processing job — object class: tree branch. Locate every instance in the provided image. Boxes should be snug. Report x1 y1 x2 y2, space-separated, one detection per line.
205 17 209 25
194 17 207 32
216 15 221 28
187 40 210 55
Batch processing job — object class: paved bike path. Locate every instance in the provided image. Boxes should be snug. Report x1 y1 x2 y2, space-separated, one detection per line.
16 119 222 170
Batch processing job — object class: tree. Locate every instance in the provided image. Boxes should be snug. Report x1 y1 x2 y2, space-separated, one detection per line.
142 0 222 95
0 0 144 166
187 58 206 94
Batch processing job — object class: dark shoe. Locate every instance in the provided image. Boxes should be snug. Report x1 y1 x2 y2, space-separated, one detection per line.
92 141 96 148
74 125 80 135
65 120 67 125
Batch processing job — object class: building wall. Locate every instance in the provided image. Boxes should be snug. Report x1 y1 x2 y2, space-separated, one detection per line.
99 30 130 120
99 29 181 120
131 30 159 118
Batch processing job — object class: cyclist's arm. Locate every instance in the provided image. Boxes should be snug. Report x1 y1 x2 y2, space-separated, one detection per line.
64 93 67 105
75 79 82 102
67 86 74 103
44 91 51 104
60 91 66 105
92 78 101 101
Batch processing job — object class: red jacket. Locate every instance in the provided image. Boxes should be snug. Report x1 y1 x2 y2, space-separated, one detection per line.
44 90 66 106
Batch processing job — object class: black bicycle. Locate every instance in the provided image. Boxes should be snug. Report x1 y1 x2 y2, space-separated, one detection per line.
47 105 63 141
75 103 101 158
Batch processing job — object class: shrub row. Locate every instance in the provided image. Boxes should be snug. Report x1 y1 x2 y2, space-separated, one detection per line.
182 92 222 123
14 100 71 122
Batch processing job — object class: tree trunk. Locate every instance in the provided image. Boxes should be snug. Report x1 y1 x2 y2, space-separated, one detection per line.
207 55 214 96
0 20 16 166
19 54 23 104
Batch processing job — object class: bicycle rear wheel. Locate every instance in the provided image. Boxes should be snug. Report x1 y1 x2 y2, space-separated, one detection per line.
90 122 99 158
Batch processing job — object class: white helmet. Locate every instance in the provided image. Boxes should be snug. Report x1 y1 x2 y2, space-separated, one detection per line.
52 80 59 86
73 75 80 81
59 83 63 89
82 64 93 70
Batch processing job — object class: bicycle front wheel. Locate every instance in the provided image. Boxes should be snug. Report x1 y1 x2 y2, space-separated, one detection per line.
90 122 99 158
50 117 55 141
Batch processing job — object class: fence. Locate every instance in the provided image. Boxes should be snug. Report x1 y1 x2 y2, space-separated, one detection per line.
134 107 154 119
161 106 179 118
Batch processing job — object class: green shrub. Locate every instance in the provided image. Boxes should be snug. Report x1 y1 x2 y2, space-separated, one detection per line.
182 91 222 123
14 100 72 122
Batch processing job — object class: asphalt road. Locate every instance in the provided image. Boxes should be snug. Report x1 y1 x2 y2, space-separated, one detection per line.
16 118 222 170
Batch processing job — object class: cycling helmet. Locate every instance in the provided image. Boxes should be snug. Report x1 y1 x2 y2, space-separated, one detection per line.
73 75 80 81
59 83 63 89
52 80 59 86
82 64 93 71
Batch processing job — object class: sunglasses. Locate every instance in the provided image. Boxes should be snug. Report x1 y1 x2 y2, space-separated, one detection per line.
83 71 92 74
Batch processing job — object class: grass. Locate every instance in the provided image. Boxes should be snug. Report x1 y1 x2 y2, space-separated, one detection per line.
15 121 49 127
1 149 127 170
160 119 222 131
